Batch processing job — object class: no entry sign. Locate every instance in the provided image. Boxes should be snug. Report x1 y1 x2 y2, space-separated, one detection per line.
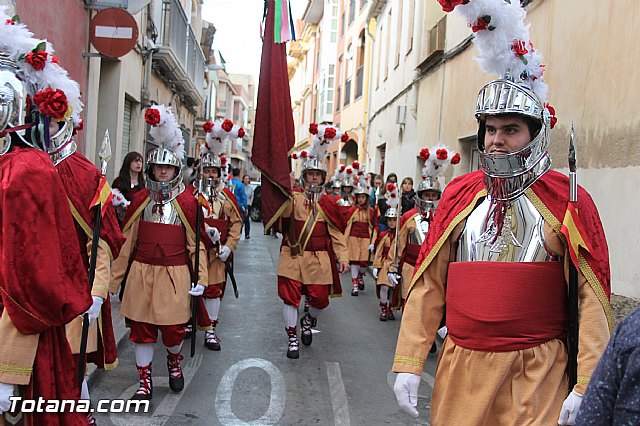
90 8 139 58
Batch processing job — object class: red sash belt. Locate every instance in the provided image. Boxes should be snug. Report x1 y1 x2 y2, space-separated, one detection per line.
135 222 188 266
349 221 370 238
282 219 330 252
446 261 567 352
205 217 229 245
402 243 421 267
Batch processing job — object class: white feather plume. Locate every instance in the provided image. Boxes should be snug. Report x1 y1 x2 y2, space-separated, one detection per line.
148 105 185 160
0 9 84 125
453 0 547 102
385 182 400 209
421 144 458 179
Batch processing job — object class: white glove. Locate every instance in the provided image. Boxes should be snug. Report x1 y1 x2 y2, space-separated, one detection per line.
0 382 15 414
372 268 379 279
84 296 103 325
387 272 399 287
368 244 375 253
188 284 205 297
558 390 583 425
218 245 231 262
393 373 420 418
206 226 221 244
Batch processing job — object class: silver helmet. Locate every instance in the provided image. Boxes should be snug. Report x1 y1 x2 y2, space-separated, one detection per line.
299 157 327 193
414 175 441 216
385 207 398 219
201 151 223 190
145 147 184 199
0 52 28 155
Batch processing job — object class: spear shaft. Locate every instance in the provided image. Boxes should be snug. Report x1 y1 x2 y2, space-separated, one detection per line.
567 122 579 392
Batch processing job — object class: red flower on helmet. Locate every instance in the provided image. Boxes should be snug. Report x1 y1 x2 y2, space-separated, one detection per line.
341 132 349 142
33 88 68 120
292 153 298 159
51 55 59 64
471 16 495 33
145 108 161 126
390 193 397 198
300 150 308 158
25 50 48 71
512 40 529 59
339 165 346 172
221 119 234 132
6 19 15 25
450 152 461 165
346 167 353 175
324 127 337 140
221 156 227 165
203 121 214 133
437 0 469 12
309 123 318 135
238 127 245 138
386 183 396 192
419 148 430 162
436 149 448 161
352 161 360 170
544 103 557 129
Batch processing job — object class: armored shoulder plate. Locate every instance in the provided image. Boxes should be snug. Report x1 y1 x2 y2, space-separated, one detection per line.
143 200 182 225
407 215 430 245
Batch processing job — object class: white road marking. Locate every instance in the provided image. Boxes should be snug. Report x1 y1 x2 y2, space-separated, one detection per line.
109 354 203 426
215 358 285 425
326 362 350 426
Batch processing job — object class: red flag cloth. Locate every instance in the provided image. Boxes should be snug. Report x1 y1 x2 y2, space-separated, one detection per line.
252 0 295 230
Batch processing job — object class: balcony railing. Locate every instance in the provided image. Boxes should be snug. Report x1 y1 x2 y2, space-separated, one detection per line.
154 0 206 108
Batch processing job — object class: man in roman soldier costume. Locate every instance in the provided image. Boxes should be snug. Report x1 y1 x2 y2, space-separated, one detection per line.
336 167 356 207
344 163 376 296
273 123 349 359
372 183 400 321
387 145 459 304
393 1 611 425
187 119 243 351
110 105 208 400
31 38 125 424
0 12 93 425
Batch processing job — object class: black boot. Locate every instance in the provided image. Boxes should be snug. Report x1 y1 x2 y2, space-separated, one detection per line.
204 320 221 351
300 313 316 346
167 351 184 392
131 364 152 400
286 326 299 359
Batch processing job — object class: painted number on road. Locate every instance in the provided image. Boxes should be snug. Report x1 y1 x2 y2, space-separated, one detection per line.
215 358 286 425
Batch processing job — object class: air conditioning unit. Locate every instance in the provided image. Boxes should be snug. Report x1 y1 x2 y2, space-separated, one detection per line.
396 106 406 125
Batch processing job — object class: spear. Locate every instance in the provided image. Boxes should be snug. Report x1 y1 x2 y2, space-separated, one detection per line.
190 156 204 358
77 130 111 386
567 122 579 391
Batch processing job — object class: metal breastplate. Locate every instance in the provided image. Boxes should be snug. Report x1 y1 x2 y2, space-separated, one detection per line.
337 196 354 206
408 215 430 245
204 188 226 219
456 195 553 262
143 200 182 225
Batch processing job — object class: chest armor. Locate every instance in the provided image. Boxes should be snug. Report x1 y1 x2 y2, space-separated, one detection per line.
407 215 430 245
204 189 226 219
456 195 553 262
337 196 354 207
143 200 182 225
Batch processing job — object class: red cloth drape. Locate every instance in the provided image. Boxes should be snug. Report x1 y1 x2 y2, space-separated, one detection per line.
252 0 295 228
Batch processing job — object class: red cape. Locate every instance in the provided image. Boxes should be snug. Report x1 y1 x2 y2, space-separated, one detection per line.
187 183 242 219
0 146 91 425
319 193 347 233
55 151 126 369
410 170 611 327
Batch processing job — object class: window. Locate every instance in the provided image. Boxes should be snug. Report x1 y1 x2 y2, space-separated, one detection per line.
331 4 339 42
376 25 382 88
384 12 391 80
356 31 365 99
341 11 345 36
336 86 341 112
394 0 403 68
349 0 356 25
345 43 353 106
427 16 446 58
122 97 132 159
344 78 351 107
406 0 415 54
326 64 335 116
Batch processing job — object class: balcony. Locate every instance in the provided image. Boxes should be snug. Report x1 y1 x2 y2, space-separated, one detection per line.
153 0 206 109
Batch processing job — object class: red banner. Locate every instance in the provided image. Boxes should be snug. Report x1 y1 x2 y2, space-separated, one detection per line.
252 0 295 230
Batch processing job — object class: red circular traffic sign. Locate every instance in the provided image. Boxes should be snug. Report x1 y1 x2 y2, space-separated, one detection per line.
90 8 139 58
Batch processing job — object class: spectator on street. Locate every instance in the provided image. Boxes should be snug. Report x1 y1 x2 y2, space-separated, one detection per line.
230 167 248 216
112 151 145 225
401 177 416 214
575 307 640 425
242 175 254 239
370 174 384 207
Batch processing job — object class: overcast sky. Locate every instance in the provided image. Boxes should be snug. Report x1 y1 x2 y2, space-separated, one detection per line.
202 0 307 83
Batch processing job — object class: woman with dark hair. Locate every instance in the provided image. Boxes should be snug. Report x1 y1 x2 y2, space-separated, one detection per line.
112 151 145 225
400 177 415 214
377 173 398 231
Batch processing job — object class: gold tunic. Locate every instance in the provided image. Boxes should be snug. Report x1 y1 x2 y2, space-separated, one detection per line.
393 221 610 425
344 207 377 262
204 196 242 285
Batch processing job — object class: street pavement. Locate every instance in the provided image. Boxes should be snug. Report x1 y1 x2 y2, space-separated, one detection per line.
91 222 438 425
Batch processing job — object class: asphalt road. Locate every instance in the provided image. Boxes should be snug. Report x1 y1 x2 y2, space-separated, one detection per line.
91 222 438 425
